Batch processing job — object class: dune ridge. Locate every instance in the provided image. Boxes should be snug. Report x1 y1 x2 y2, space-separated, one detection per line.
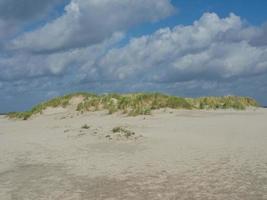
8 92 260 120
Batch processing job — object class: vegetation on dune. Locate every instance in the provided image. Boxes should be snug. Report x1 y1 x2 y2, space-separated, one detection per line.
76 93 192 116
8 92 95 120
189 96 259 110
8 92 260 120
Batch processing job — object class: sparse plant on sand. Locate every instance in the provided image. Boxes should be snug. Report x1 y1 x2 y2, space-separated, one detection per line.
112 126 135 138
81 124 90 129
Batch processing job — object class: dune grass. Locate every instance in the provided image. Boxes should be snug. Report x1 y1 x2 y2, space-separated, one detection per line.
8 92 94 120
8 92 260 120
188 96 259 110
76 93 192 116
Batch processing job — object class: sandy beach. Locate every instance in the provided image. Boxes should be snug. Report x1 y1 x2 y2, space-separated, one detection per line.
0 109 267 200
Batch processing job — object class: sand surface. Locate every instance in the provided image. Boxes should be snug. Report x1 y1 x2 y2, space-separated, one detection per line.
0 109 266 200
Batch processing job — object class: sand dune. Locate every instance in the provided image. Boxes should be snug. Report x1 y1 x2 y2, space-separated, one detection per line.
0 109 267 199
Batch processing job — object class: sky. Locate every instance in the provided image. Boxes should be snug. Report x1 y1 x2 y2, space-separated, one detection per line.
0 0 267 112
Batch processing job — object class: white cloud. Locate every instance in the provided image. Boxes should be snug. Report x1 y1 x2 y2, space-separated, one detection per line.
0 19 21 43
86 13 267 82
0 32 124 81
2 13 267 83
0 0 62 21
1 12 267 111
0 0 64 40
10 0 175 52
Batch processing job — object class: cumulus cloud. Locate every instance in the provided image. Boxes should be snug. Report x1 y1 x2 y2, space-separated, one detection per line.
84 13 267 82
0 19 17 39
10 0 175 53
0 0 63 21
2 13 267 83
0 0 65 40
0 32 124 81
1 11 267 111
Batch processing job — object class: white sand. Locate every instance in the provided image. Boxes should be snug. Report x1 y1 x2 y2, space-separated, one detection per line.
0 109 266 200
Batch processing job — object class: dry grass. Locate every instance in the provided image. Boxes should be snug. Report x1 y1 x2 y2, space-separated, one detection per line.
8 92 260 120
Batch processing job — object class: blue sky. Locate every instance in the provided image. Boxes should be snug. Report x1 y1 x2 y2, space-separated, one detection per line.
131 0 267 37
0 0 267 112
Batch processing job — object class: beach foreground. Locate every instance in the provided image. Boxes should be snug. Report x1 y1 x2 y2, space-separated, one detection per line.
0 109 267 200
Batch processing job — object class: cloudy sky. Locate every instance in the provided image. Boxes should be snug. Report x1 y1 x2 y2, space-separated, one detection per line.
0 0 267 112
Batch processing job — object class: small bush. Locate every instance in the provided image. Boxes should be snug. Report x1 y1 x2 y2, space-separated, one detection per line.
112 126 135 138
81 124 90 129
112 126 124 133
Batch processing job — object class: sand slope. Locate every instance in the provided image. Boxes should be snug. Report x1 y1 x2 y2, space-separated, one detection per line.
0 109 267 200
